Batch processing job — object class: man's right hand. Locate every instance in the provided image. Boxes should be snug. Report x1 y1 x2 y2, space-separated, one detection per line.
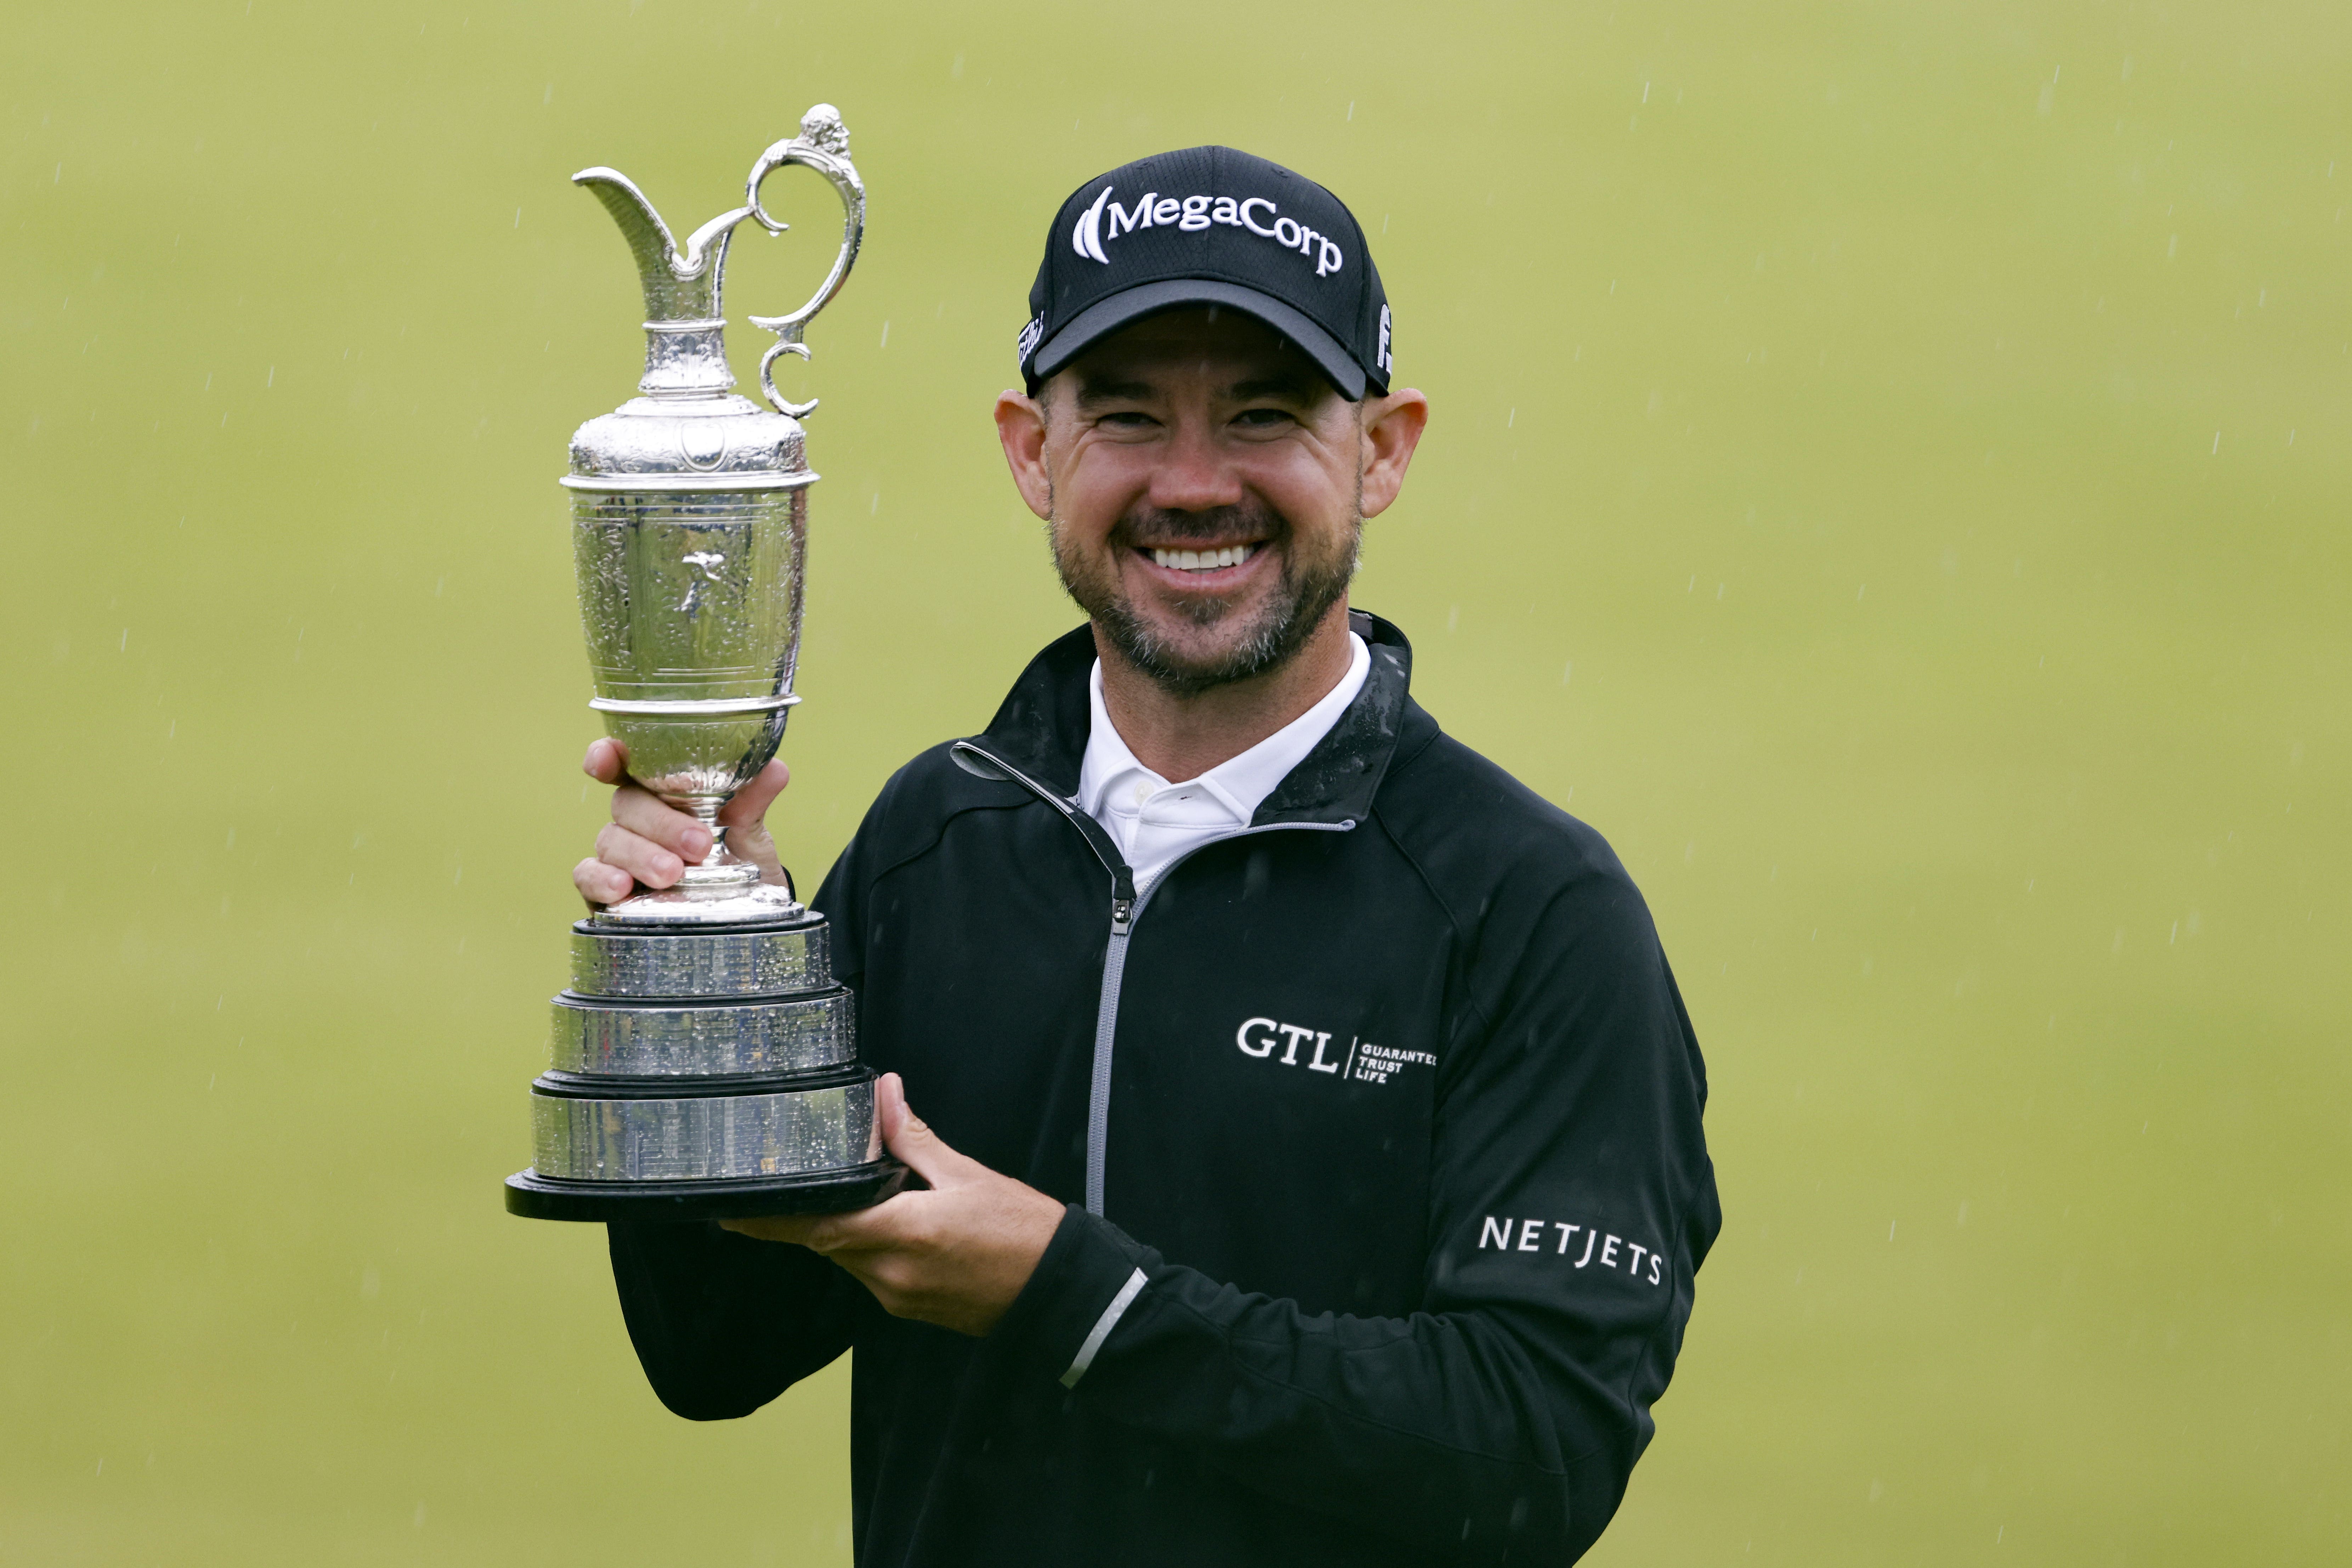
571 737 793 908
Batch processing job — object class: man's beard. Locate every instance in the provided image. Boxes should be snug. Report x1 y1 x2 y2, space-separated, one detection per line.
1050 497 1359 698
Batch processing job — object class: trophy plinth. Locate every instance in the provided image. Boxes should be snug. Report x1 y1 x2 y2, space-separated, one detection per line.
505 108 901 1223
504 913 908 1222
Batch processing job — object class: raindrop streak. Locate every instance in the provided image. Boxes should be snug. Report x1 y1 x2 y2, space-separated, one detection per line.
880 320 890 348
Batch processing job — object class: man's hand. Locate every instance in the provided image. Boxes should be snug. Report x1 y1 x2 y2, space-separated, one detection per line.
571 737 792 906
722 1074 1067 1337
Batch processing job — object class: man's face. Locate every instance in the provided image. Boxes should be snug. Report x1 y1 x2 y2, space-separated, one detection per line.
1006 310 1377 695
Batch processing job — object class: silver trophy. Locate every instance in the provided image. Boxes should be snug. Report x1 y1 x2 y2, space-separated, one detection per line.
505 108 904 1221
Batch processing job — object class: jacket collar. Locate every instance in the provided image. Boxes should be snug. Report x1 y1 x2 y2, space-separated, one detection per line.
966 610 1416 830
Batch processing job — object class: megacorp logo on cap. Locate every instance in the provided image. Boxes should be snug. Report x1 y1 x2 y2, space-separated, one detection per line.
1024 146 1391 398
1073 187 1347 278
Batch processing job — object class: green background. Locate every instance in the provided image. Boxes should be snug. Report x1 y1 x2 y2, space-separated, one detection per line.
5 0 2345 1561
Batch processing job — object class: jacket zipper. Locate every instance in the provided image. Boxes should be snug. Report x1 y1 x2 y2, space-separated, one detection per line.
951 741 1354 1216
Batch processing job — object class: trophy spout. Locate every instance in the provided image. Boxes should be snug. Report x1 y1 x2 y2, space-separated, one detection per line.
571 110 864 413
573 168 754 399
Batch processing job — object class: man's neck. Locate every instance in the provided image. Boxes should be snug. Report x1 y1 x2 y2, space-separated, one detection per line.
1092 602 1356 784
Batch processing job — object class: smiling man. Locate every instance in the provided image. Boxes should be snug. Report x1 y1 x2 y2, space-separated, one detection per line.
579 146 1720 1566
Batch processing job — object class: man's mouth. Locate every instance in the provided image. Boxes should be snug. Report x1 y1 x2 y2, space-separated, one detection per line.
1142 542 1262 573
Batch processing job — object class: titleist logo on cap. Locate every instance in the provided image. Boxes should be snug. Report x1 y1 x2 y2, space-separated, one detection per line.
1072 188 1347 278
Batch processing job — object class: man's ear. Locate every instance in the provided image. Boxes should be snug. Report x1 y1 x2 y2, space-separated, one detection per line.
1358 389 1430 520
995 390 1055 521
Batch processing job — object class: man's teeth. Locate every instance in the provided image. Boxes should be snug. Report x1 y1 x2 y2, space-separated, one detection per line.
1151 544 1258 572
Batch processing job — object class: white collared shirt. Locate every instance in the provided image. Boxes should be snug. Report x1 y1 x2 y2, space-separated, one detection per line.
1077 632 1371 893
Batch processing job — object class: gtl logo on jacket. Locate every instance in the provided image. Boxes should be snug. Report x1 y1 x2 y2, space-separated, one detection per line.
1232 1016 1434 1086
1074 187 1348 277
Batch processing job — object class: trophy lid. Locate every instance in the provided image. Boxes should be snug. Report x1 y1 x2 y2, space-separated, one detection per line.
565 108 865 489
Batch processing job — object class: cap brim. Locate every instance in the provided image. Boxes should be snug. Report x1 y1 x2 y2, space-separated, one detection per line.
1029 278 1368 400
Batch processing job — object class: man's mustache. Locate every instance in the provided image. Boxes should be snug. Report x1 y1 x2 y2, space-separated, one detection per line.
1109 503 1288 548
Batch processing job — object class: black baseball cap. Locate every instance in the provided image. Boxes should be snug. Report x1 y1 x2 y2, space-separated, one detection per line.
1019 146 1393 400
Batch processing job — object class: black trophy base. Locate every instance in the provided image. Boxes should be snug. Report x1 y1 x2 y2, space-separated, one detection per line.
504 1157 909 1222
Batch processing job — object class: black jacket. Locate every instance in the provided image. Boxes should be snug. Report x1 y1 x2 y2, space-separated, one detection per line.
609 613 1720 1565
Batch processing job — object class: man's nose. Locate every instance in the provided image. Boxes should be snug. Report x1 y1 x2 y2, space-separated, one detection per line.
1146 420 1245 513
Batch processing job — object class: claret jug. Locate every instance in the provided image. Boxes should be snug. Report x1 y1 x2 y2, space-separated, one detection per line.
504 108 904 1221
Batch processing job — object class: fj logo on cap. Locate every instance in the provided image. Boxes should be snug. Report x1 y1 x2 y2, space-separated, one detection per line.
1073 186 1347 277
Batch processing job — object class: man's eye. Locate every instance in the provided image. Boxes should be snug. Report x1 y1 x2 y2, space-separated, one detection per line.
1232 407 1295 430
1097 411 1158 430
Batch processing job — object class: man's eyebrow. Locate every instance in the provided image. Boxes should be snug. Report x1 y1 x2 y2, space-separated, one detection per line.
1227 375 1319 403
1073 377 1156 406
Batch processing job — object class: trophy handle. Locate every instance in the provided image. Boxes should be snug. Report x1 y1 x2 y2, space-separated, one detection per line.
744 105 866 419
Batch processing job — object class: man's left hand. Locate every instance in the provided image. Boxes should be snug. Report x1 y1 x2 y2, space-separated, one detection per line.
722 1073 1067 1337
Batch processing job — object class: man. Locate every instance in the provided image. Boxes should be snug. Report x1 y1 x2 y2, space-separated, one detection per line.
575 145 1720 1565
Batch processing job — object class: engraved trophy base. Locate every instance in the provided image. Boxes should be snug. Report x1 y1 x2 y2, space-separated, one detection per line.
507 905 900 1222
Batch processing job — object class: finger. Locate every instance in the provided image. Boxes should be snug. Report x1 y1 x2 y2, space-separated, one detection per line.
595 822 687 888
877 1071 909 1145
573 855 634 906
721 1215 821 1245
879 1081 972 1189
718 759 790 828
728 1202 907 1255
611 787 712 863
582 736 631 784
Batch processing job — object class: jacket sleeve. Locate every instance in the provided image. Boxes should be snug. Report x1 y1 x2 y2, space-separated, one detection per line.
984 865 1721 1562
603 783 898 1420
606 1220 869 1419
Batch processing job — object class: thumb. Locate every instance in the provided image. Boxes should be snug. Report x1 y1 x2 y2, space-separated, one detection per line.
718 758 790 828
583 736 632 785
876 1072 968 1188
